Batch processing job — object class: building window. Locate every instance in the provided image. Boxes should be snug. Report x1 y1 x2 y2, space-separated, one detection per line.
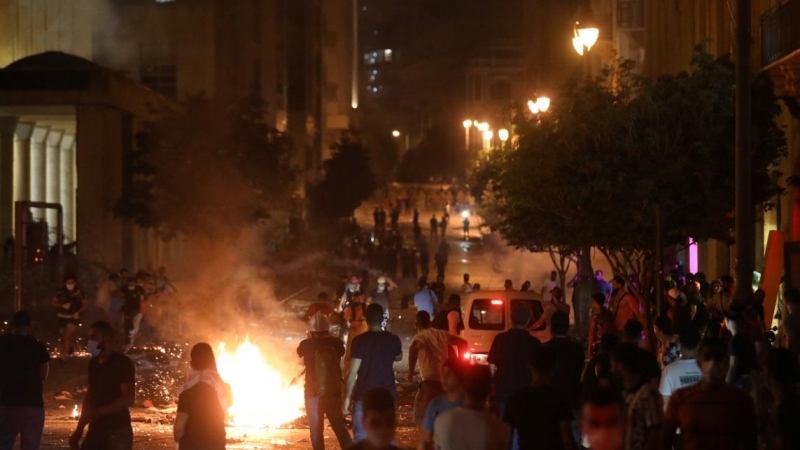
253 0 262 43
252 58 262 93
141 63 177 99
490 79 511 101
384 49 393 62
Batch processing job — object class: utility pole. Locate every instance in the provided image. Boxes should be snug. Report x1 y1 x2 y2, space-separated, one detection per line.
735 0 754 300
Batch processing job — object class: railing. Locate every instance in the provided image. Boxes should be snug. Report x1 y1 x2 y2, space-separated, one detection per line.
761 0 800 67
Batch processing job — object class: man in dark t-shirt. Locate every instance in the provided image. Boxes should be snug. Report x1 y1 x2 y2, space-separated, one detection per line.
344 304 402 443
0 311 50 450
70 321 135 450
488 304 541 409
504 346 575 450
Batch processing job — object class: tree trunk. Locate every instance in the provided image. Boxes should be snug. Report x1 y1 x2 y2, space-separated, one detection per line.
572 246 595 338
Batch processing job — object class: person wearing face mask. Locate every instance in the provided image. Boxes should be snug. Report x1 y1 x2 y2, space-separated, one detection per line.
369 277 395 331
70 321 135 450
121 278 145 352
660 338 757 450
51 274 88 358
581 389 625 450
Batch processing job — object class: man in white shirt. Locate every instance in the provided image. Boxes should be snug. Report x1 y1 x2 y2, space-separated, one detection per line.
434 365 509 450
461 273 473 294
541 271 560 303
659 328 702 406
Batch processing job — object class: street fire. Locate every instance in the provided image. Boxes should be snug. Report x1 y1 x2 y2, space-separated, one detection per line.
216 338 305 428
71 405 79 419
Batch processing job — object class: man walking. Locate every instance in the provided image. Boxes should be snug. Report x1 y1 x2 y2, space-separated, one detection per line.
297 313 352 450
610 344 663 450
488 305 542 413
70 321 135 450
0 311 50 450
408 311 467 431
414 278 438 317
344 304 403 443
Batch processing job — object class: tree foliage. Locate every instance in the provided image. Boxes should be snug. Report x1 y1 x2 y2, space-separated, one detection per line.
309 131 377 220
492 48 787 296
114 94 298 240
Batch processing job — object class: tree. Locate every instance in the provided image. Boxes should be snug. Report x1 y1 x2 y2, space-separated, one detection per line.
490 49 787 334
309 131 377 220
114 94 298 241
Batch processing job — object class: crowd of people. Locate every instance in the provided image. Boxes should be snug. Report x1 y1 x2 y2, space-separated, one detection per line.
50 267 177 357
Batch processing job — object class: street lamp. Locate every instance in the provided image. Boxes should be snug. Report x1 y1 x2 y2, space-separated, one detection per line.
527 100 539 114
498 128 509 143
477 122 489 132
573 3 600 56
391 130 401 137
483 130 494 150
536 97 551 112
463 120 473 153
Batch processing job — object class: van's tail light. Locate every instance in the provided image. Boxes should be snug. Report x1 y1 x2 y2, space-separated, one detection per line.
463 351 471 360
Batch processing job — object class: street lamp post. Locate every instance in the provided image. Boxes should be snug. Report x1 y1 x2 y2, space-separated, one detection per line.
483 130 494 150
463 120 472 154
498 128 509 148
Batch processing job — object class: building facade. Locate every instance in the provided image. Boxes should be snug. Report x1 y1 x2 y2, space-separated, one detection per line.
0 0 354 272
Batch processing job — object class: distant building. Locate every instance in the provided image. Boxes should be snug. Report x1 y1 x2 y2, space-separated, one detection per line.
0 0 354 270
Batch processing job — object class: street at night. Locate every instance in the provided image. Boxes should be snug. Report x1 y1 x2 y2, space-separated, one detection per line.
2 1 800 450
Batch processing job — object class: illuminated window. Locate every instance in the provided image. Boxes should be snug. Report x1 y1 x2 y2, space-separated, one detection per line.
469 299 505 330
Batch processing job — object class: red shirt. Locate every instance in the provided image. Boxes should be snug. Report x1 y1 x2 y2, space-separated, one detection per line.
664 382 757 450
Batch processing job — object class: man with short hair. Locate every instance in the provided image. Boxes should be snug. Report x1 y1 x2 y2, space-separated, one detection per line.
504 279 514 291
0 311 50 450
344 304 403 443
542 271 560 303
661 338 757 450
530 287 571 340
653 316 681 370
297 312 351 450
610 276 645 335
581 389 624 450
414 278 437 317
503 345 577 450
545 311 585 447
431 294 464 336
70 321 136 450
434 365 509 450
610 344 663 450
461 273 472 294
418 358 466 450
349 387 399 450
595 270 613 303
659 328 702 407
408 311 467 429
488 305 542 412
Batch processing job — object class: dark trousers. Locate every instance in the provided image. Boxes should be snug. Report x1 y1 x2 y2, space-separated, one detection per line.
0 406 44 450
81 426 133 450
305 394 352 450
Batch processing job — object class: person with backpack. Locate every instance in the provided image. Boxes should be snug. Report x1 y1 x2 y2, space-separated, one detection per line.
297 312 352 450
432 294 465 336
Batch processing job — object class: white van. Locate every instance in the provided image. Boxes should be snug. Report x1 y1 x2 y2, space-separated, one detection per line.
461 290 549 365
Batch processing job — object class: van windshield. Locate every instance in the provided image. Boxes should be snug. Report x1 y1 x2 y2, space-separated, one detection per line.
510 299 545 331
469 299 505 330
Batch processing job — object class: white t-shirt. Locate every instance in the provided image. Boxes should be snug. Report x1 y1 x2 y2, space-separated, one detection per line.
461 282 473 294
413 328 451 381
434 407 506 450
542 278 559 302
659 358 702 398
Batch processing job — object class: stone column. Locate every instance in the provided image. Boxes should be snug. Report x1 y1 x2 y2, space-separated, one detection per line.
46 130 64 244
30 126 49 220
0 117 19 241
14 122 33 204
60 136 76 243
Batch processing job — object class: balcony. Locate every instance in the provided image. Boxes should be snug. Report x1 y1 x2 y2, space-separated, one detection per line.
761 0 800 98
